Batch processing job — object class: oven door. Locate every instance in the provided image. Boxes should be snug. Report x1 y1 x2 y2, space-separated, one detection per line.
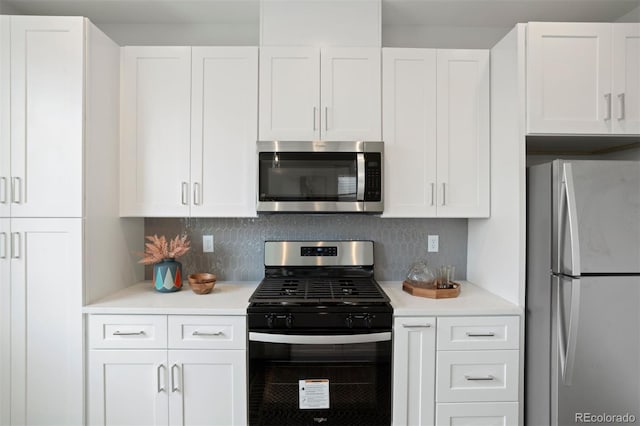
248 332 392 426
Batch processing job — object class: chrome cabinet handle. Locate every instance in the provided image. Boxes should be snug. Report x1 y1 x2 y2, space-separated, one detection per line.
604 93 612 121
402 324 432 328
430 183 435 206
10 232 20 259
324 106 328 131
0 232 6 259
193 182 201 206
617 93 625 120
181 182 189 205
0 177 6 203
465 332 496 337
441 183 446 206
313 107 317 131
11 177 21 204
157 364 165 393
192 330 224 336
465 375 495 381
112 330 145 336
171 364 180 392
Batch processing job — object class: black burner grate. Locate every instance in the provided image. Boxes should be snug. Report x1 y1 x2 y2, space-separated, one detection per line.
250 277 388 304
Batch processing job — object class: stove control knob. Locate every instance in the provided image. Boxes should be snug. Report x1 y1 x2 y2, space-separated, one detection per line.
345 315 354 328
285 314 294 329
266 314 276 328
364 314 375 329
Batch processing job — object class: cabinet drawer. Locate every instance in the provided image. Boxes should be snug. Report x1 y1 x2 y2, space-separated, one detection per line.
436 350 519 402
168 315 246 350
89 315 167 349
436 402 519 426
437 316 519 350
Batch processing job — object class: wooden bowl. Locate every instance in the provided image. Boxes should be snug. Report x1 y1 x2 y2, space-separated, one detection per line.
188 273 217 295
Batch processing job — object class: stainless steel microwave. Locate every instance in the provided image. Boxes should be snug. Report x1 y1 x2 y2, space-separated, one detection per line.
257 141 383 213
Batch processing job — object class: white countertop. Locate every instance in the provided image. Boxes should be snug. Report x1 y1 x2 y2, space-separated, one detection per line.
83 281 259 315
380 281 522 316
83 280 521 316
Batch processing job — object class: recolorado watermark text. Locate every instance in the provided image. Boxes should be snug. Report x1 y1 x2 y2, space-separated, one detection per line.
575 412 637 423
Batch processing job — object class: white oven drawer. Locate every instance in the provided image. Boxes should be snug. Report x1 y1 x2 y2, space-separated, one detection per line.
437 316 519 350
436 402 519 426
436 350 519 402
89 315 167 349
168 315 246 350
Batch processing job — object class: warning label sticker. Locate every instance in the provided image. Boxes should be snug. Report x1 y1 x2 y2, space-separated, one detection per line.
299 379 330 409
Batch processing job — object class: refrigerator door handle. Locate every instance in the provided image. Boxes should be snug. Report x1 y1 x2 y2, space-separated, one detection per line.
558 276 581 386
561 163 582 276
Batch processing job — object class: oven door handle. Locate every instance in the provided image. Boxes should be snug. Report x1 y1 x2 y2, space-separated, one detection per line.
249 332 391 345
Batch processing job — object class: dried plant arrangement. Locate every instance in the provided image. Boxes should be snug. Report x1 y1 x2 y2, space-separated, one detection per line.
137 234 191 265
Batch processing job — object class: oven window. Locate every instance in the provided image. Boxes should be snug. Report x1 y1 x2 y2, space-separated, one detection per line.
259 152 358 202
248 340 391 426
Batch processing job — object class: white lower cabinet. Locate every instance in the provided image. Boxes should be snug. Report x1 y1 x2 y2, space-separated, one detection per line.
436 402 519 426
88 314 247 426
392 317 436 426
393 315 520 426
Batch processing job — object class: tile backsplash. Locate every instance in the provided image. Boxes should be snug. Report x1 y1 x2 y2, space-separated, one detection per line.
145 216 468 282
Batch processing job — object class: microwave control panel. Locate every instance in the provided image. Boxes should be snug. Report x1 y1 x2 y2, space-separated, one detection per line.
364 153 382 201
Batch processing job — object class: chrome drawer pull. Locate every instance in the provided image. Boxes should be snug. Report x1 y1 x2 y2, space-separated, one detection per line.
192 330 224 336
465 375 495 381
465 332 496 337
402 324 432 328
113 330 146 336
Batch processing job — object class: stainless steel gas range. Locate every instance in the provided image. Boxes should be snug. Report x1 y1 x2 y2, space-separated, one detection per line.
247 240 392 426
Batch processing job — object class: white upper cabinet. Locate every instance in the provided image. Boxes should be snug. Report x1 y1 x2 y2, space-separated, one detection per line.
121 46 258 217
436 50 490 218
259 47 381 141
120 46 192 217
527 22 640 135
3 16 84 218
259 47 320 140
382 49 437 217
190 47 258 217
382 48 490 218
612 23 640 134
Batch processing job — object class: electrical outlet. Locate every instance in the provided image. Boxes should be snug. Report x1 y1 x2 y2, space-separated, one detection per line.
427 235 439 252
203 235 214 253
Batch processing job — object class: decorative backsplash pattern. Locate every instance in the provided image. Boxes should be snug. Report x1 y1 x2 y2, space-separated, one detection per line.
145 216 468 282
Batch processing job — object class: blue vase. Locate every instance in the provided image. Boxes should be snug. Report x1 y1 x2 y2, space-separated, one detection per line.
153 258 183 293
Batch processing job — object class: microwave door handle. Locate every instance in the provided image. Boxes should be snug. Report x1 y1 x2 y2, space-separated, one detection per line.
356 153 365 201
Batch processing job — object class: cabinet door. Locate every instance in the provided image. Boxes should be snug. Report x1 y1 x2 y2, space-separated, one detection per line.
0 219 8 426
527 23 612 134
120 46 191 216
321 47 381 141
382 48 437 217
0 16 9 219
436 50 490 218
10 16 84 217
436 402 519 426
612 23 640 134
89 350 169 426
259 47 320 141
191 47 258 217
392 317 436 426
168 350 247 426
10 218 83 426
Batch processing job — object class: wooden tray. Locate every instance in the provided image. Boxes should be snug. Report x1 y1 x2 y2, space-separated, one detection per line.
402 280 461 299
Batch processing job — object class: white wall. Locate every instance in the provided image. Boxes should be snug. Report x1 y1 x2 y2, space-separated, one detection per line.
98 23 258 46
383 25 510 49
467 25 527 307
617 4 640 22
260 0 380 47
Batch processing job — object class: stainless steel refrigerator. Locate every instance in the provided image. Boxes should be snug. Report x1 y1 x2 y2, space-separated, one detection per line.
526 159 640 426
